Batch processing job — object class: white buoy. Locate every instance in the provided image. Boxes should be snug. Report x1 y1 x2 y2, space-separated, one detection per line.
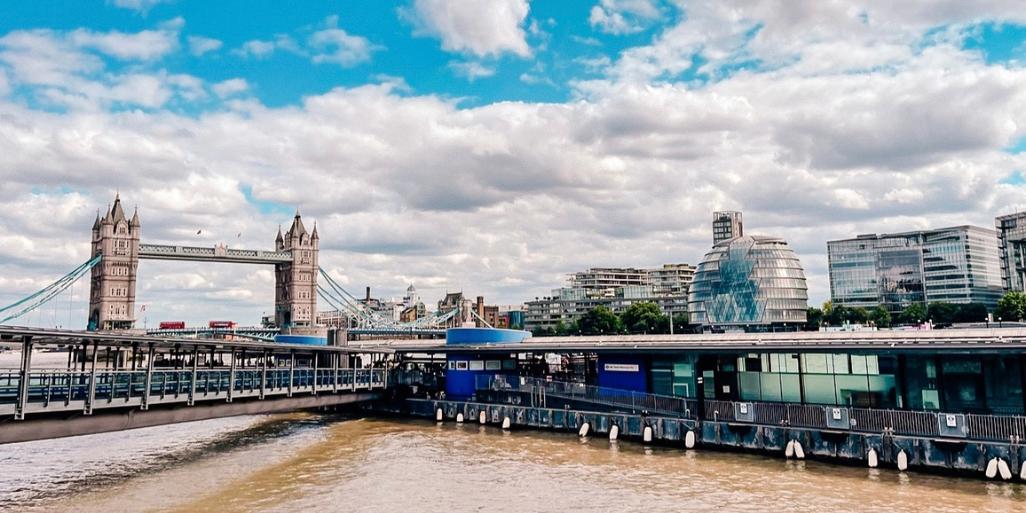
479 411 487 424
785 440 795 459
684 430 696 449
897 450 908 471
793 440 806 460
578 422 590 437
867 448 879 468
998 459 1012 480
609 424 620 441
986 458 998 479
502 416 511 430
456 412 464 423
436 408 443 421
1020 461 1026 481
643 426 653 443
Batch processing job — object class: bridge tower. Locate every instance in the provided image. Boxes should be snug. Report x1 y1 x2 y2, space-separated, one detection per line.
274 211 318 329
88 194 140 330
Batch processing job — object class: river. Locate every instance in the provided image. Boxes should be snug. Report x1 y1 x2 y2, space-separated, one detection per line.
1 413 1025 512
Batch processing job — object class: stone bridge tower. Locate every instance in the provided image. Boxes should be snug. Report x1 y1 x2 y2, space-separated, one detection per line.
274 211 319 329
88 193 140 330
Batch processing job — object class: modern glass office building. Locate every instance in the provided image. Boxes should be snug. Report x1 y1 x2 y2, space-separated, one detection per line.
688 235 808 330
996 212 1026 292
828 226 1003 312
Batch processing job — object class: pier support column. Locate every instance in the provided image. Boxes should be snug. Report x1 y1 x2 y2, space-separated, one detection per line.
260 350 268 399
188 347 198 405
14 336 33 420
227 349 237 403
288 351 295 397
141 344 154 410
85 342 98 415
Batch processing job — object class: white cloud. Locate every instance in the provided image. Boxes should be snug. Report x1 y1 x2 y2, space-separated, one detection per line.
589 0 662 35
110 0 171 13
309 17 379 67
449 61 495 81
187 35 222 56
405 0 531 57
69 27 178 60
212 78 248 98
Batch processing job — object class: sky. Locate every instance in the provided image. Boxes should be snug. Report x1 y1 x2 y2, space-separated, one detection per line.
2 0 1026 327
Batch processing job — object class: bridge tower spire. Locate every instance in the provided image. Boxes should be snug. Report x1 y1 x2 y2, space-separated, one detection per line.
274 210 318 329
88 193 140 330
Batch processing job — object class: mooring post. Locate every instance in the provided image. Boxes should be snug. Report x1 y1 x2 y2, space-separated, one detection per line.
14 336 33 420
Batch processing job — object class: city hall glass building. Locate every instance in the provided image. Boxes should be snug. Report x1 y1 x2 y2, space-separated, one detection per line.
827 226 1003 313
688 235 808 330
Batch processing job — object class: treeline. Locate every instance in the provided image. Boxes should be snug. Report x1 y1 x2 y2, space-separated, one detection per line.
531 302 689 337
808 291 1026 328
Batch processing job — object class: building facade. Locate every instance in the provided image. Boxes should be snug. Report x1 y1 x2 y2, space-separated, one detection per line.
274 211 319 328
88 194 140 331
524 264 695 333
712 211 744 245
688 235 808 330
996 212 1026 292
828 226 1003 313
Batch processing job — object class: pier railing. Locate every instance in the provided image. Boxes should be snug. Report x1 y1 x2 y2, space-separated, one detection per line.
0 367 387 418
475 375 697 418
706 398 1026 443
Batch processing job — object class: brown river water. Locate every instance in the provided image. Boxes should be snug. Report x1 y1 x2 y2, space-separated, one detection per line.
2 413 1026 513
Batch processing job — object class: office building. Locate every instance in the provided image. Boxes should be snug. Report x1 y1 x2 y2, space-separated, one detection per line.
713 211 743 245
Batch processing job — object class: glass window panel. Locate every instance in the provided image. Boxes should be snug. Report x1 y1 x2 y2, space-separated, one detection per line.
851 355 868 375
833 354 849 374
867 375 897 409
739 372 761 401
803 374 837 405
803 353 829 374
761 373 783 402
780 374 802 403
835 374 870 406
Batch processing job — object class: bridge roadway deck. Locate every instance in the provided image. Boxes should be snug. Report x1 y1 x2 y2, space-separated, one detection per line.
346 327 1026 354
0 326 393 444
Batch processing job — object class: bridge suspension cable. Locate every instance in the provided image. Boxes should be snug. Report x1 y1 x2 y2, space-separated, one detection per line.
316 266 463 331
0 255 101 325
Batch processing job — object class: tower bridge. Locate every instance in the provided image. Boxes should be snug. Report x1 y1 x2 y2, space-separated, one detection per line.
87 193 319 332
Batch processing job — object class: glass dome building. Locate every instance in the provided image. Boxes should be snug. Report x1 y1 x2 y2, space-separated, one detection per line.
688 235 808 330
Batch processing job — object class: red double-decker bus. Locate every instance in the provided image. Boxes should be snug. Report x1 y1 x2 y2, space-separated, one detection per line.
159 321 186 330
208 320 237 329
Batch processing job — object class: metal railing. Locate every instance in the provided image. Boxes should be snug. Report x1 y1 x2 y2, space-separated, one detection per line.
0 367 388 418
476 375 697 418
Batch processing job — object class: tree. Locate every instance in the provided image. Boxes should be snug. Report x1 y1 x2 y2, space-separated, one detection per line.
805 307 823 331
867 306 891 328
621 302 668 334
898 303 928 325
927 302 958 324
996 291 1026 321
577 305 623 335
954 302 988 323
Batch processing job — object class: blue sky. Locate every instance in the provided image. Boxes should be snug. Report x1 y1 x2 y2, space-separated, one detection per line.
0 0 675 109
3 1 1026 325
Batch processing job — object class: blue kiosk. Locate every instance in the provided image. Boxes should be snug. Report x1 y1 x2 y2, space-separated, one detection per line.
444 327 530 399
